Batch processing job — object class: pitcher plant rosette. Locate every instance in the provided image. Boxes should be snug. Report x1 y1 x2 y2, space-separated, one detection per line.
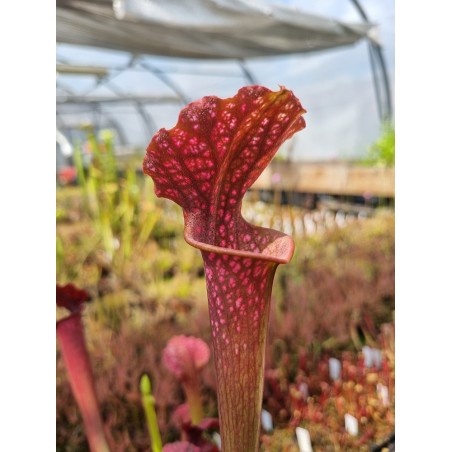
143 85 306 452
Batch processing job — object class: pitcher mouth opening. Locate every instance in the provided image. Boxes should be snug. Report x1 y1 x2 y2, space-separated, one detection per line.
184 221 295 264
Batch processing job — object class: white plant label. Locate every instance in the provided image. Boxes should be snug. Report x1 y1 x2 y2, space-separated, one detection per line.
261 409 273 432
362 346 382 369
329 357 341 381
344 413 359 436
377 383 390 407
299 382 309 400
296 427 313 452
362 346 373 367
212 432 221 449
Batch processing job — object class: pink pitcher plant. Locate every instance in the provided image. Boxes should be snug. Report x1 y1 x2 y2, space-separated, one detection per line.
144 85 306 451
163 335 211 425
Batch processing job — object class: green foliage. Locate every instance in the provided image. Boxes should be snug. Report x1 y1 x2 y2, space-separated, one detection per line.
140 374 163 452
59 126 162 264
56 236 64 275
363 122 395 167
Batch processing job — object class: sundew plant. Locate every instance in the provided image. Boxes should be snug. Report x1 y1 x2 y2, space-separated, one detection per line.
143 85 306 452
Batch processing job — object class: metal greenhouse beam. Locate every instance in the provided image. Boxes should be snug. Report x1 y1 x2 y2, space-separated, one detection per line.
57 64 109 77
139 61 190 105
238 60 258 85
350 0 393 122
56 95 181 105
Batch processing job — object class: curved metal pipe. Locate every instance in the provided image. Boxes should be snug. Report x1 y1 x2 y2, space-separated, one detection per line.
139 60 190 105
239 60 258 85
349 0 393 122
367 43 383 121
135 102 157 139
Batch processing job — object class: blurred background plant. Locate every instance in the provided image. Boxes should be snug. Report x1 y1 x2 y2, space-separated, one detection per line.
71 126 163 261
362 122 395 168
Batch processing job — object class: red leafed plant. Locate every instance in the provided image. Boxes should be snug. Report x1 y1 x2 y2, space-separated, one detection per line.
56 284 111 452
144 85 306 451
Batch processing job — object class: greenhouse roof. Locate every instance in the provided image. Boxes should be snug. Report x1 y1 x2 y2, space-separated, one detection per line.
56 0 376 59
56 1 393 162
